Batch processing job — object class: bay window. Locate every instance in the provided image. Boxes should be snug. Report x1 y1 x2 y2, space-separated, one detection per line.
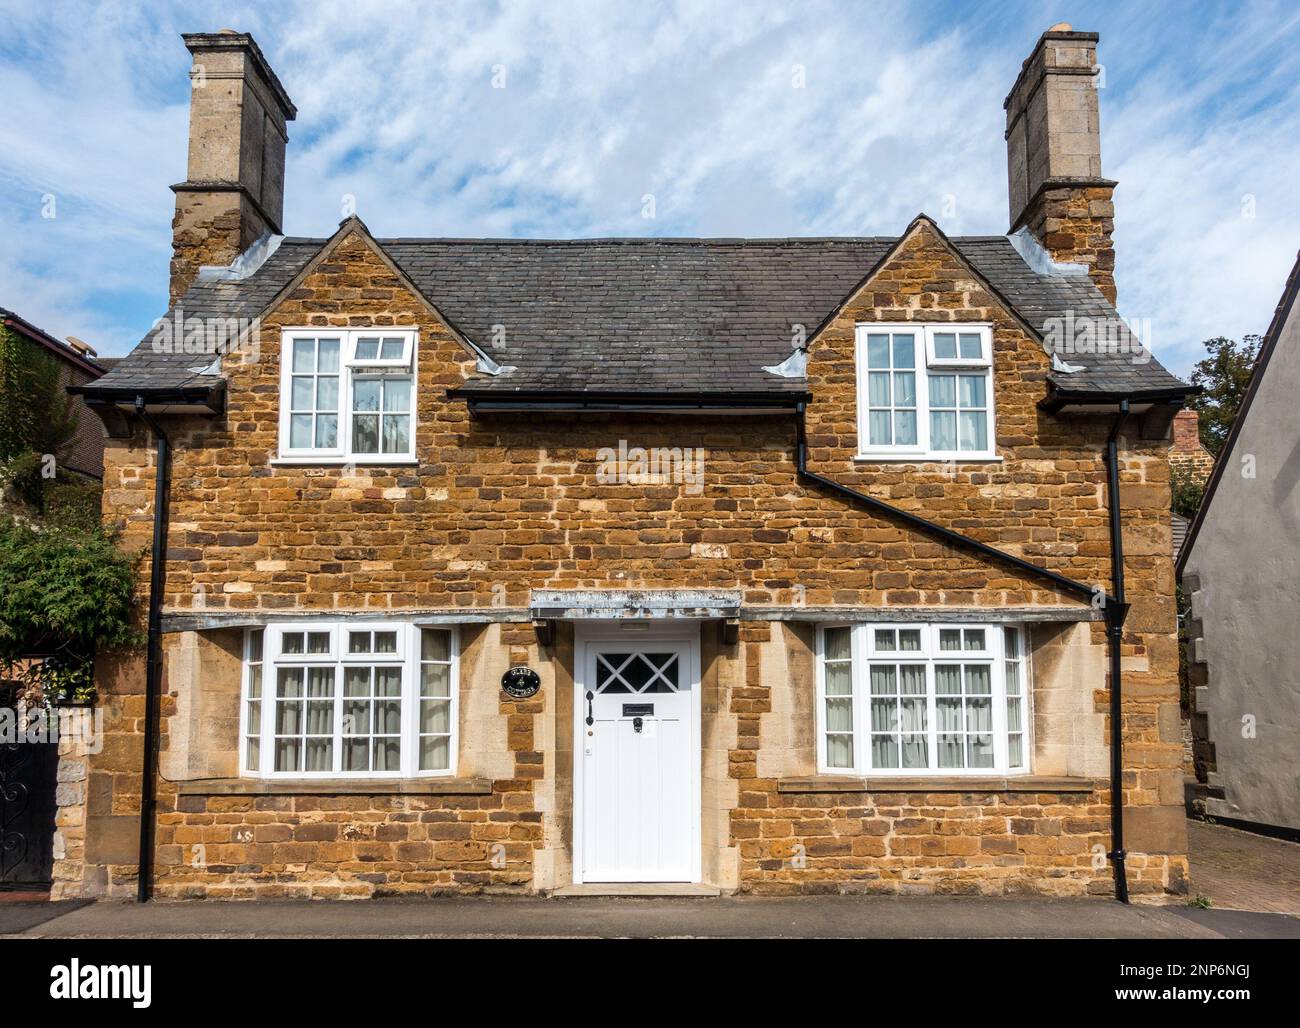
240 622 457 778
816 623 1030 775
855 324 996 460
278 328 417 462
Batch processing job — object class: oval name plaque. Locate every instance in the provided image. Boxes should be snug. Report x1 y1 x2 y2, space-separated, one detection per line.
501 666 541 699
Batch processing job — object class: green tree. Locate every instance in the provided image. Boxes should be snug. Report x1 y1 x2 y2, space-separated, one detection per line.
0 325 80 509
1187 334 1261 456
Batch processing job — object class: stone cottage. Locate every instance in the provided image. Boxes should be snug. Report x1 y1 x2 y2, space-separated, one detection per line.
64 25 1194 900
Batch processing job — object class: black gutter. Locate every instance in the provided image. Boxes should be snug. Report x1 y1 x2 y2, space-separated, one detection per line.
793 401 1136 902
68 381 226 410
1039 384 1196 414
134 399 172 903
1103 401 1132 903
449 388 810 410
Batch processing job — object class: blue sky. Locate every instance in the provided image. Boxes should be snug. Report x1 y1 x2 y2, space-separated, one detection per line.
2 0 1299 375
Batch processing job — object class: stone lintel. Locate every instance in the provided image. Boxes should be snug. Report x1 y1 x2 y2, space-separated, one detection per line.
529 589 742 620
162 609 533 632
163 604 1099 633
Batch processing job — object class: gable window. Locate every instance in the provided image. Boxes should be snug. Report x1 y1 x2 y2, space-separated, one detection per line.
240 622 457 778
854 324 996 460
815 623 1030 775
278 329 417 462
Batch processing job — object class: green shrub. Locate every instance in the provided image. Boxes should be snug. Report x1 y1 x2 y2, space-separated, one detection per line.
43 479 104 532
0 514 141 666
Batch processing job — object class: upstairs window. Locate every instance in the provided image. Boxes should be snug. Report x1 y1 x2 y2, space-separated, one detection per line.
854 324 996 460
278 329 417 462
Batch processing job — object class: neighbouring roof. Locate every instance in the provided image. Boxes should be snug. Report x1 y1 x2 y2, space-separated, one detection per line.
1171 512 1189 561
1177 249 1300 577
1 307 109 378
79 224 1190 403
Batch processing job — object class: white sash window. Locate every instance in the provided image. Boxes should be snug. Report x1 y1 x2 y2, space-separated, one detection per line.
816 623 1030 775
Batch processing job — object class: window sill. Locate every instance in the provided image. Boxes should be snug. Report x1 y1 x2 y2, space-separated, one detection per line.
777 775 1099 795
852 454 1003 464
270 457 419 467
177 777 493 797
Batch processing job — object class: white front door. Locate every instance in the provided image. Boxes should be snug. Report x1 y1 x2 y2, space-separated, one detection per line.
576 634 700 883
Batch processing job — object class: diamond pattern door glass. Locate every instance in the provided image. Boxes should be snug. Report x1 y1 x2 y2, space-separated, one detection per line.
595 652 680 694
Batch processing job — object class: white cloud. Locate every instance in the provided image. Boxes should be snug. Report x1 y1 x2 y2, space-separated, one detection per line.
0 0 1296 375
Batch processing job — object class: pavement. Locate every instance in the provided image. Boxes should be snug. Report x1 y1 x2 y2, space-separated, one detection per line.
1186 818 1300 915
1 893 1297 939
1 817 1295 939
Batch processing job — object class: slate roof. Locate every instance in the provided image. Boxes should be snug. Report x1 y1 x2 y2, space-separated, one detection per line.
80 230 1189 402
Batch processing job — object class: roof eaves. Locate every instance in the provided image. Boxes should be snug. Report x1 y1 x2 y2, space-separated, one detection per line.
69 377 226 412
448 386 810 410
1039 382 1199 413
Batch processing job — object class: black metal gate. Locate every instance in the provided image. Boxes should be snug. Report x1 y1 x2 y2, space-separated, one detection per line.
0 706 59 891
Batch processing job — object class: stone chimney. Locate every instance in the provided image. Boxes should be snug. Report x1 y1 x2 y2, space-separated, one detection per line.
1004 26 1117 304
170 31 296 304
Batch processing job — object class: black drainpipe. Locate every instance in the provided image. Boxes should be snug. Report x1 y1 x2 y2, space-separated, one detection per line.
793 401 1132 902
1103 400 1132 903
793 403 1101 606
134 398 171 903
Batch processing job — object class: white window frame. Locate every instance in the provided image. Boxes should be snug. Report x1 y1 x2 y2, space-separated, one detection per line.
276 328 418 464
925 327 990 367
349 332 414 368
239 621 458 779
814 622 1032 776
854 323 998 461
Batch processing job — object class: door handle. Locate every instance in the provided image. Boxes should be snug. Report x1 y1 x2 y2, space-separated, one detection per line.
632 716 644 734
585 690 594 727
